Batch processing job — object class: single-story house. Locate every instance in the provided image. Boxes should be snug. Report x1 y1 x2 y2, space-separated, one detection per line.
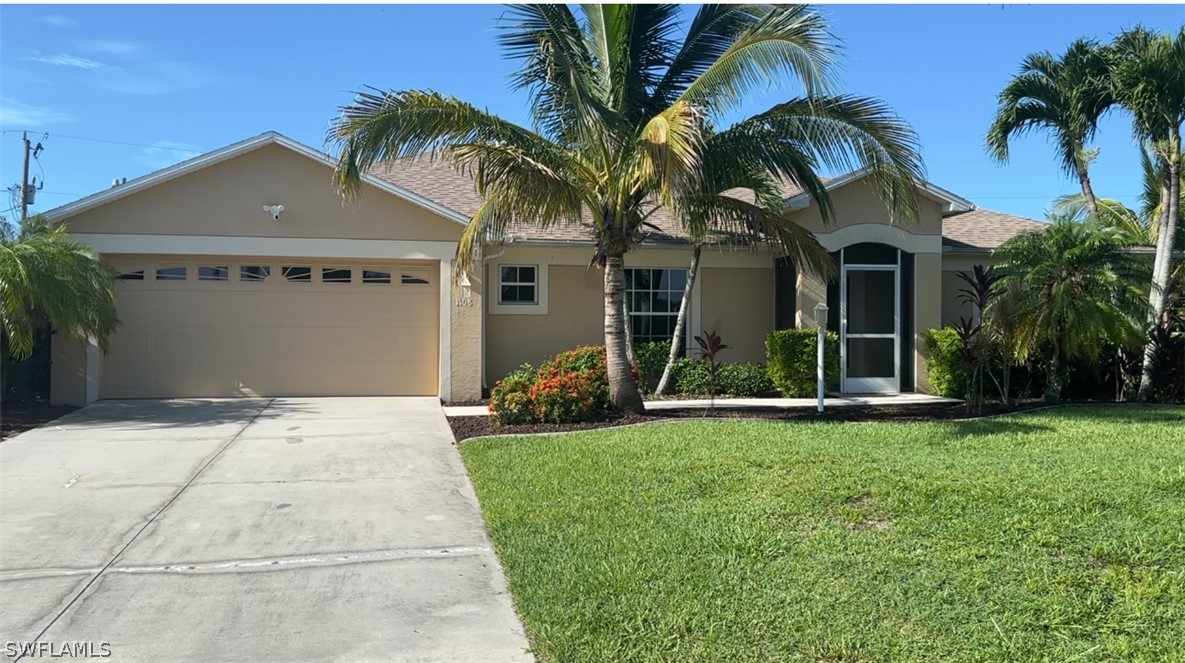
44 131 1044 405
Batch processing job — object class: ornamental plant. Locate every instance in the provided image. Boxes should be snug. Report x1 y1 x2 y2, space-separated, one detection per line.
488 345 638 425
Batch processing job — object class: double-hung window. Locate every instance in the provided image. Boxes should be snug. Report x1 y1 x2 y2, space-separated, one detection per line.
625 268 687 345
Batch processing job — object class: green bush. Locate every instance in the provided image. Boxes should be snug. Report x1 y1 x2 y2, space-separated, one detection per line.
489 363 537 425
490 345 639 425
635 341 671 393
921 327 966 398
671 357 712 396
717 362 776 397
765 329 839 397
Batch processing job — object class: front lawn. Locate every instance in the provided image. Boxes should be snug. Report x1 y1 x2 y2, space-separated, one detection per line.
460 406 1185 662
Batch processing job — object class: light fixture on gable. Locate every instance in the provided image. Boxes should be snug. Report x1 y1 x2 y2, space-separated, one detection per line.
263 204 285 221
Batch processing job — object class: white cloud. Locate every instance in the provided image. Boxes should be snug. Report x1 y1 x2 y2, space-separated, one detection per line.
139 141 202 170
38 14 76 28
77 40 142 56
0 100 75 128
22 53 109 70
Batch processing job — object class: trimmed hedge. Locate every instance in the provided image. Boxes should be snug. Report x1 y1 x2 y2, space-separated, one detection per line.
717 362 776 397
765 329 839 397
666 359 776 397
921 327 966 398
671 358 711 396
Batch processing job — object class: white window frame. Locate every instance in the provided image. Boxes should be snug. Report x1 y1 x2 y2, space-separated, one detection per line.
624 267 690 348
489 262 548 315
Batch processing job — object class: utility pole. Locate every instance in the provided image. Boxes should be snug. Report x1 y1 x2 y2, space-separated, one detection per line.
20 131 31 221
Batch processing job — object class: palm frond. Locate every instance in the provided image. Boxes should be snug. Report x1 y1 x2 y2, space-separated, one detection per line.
0 217 119 360
329 89 575 197
677 5 838 114
499 4 619 146
1049 193 1151 245
723 94 924 225
986 38 1114 175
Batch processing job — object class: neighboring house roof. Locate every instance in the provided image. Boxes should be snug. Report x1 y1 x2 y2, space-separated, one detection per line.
941 209 1047 252
41 131 470 227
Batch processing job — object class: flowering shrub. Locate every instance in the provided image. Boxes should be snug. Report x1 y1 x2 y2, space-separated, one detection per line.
529 370 605 423
489 363 536 425
489 345 634 425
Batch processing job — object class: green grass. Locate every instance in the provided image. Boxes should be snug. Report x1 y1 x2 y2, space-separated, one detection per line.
460 406 1185 662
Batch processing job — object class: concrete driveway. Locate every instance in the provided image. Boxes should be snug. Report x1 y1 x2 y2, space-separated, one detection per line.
0 398 532 662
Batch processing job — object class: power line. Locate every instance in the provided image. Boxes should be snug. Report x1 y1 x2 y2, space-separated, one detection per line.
2 129 202 153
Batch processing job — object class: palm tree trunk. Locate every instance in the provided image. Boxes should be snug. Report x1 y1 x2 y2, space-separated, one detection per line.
1076 162 1100 219
1045 341 1063 402
622 289 635 366
1139 140 1181 400
655 243 701 396
604 253 645 413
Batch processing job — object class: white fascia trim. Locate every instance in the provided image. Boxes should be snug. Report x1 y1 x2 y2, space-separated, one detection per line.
73 234 459 261
42 131 470 227
813 224 943 254
439 261 453 401
784 168 974 213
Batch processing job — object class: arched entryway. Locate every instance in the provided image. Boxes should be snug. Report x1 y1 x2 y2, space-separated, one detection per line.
828 242 915 394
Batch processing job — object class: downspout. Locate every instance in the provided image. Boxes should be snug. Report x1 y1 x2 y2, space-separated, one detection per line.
479 235 518 393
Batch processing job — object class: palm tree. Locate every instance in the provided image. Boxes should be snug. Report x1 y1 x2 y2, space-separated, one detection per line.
1112 27 1185 399
987 38 1115 217
0 217 119 384
329 4 924 412
993 217 1144 401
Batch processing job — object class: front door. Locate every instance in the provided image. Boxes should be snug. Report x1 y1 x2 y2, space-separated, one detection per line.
841 264 899 393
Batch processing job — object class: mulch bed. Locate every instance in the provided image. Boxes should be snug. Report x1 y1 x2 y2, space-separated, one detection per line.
1 402 78 440
448 401 1057 442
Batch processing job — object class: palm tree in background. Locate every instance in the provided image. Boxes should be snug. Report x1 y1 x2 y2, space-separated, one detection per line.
987 38 1114 217
0 217 119 391
329 4 924 412
994 217 1144 401
1111 27 1185 399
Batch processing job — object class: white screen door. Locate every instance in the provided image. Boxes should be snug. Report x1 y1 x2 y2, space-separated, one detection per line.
841 263 899 393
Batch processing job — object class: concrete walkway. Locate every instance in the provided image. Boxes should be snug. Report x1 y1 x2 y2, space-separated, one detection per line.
0 398 533 662
443 393 959 417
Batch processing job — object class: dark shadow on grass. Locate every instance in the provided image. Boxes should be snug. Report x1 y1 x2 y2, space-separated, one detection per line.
49 398 315 430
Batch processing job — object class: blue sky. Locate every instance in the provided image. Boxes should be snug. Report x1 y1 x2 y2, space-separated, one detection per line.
1 4 1182 223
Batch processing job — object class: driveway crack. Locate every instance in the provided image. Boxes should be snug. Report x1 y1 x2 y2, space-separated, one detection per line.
16 398 275 660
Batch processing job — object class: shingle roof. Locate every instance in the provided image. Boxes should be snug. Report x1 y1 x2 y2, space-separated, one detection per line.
941 209 1047 252
368 156 1043 251
369 156 806 245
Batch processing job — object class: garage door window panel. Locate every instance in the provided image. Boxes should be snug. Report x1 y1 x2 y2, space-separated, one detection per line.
321 267 353 284
400 269 431 286
155 266 187 281
198 266 229 281
362 269 392 285
282 266 312 283
240 265 271 283
115 267 145 282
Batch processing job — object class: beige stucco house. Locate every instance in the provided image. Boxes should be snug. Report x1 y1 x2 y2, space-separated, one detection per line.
44 132 1044 405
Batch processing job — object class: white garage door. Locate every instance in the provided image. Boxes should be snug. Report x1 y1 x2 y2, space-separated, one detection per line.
101 256 440 398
